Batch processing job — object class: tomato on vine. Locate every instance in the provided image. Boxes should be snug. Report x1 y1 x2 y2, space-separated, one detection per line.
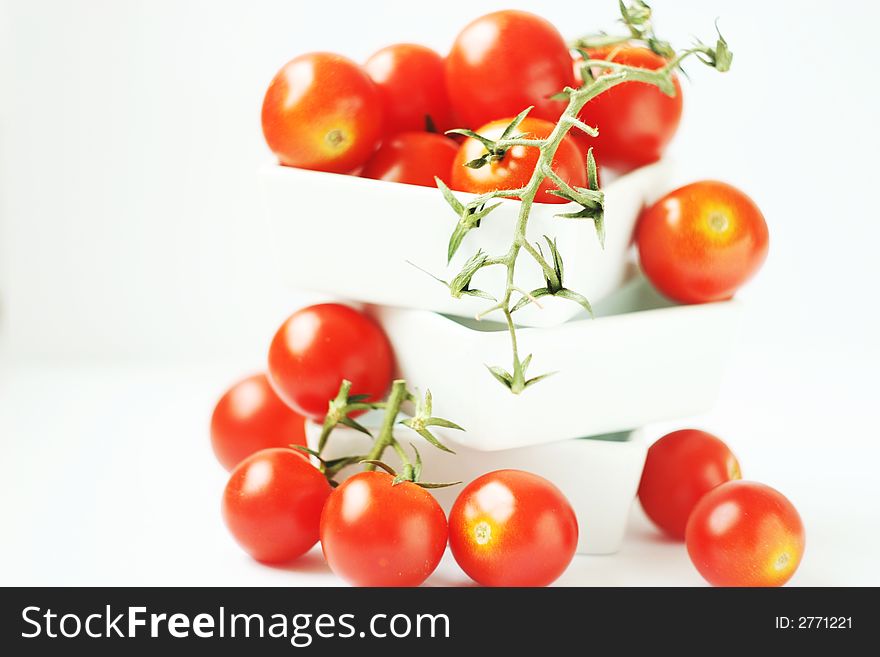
262 52 382 173
222 448 331 564
573 46 682 172
320 471 448 587
267 303 395 421
364 43 453 135
445 10 574 128
361 132 458 188
636 181 769 303
451 117 587 204
449 469 578 586
210 373 307 471
686 481 805 587
638 429 741 539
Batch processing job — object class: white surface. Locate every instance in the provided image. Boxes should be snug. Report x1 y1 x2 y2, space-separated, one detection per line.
305 418 647 554
374 278 741 450
1 0 879 586
262 159 670 327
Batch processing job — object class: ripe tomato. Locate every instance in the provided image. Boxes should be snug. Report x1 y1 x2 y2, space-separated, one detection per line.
210 373 308 471
445 10 574 128
451 117 587 204
574 46 682 172
261 52 382 173
361 132 458 188
686 481 805 587
638 429 741 539
267 304 394 420
364 43 453 135
320 471 448 587
222 448 331 564
449 469 578 587
636 181 769 303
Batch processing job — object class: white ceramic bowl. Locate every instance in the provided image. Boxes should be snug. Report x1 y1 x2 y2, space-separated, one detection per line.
369 276 742 451
261 159 672 327
306 417 646 555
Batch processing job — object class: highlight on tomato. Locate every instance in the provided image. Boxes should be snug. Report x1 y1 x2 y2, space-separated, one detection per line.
574 46 682 172
364 43 453 135
222 447 331 564
261 52 382 173
267 303 395 421
361 132 459 188
686 480 805 587
636 180 769 303
448 469 578 587
451 117 587 204
638 429 741 539
210 373 308 471
445 10 574 128
319 471 448 587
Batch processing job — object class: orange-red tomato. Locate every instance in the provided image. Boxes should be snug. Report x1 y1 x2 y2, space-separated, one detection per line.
222 448 331 564
449 469 578 587
636 181 769 303
261 52 382 173
361 132 458 188
573 46 682 172
210 373 308 471
638 429 741 539
320 471 448 587
686 481 805 587
267 304 394 421
364 43 453 135
451 117 587 204
445 11 575 128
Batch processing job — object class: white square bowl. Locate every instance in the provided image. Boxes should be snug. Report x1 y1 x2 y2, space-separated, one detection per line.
369 276 742 451
261 159 672 327
306 418 646 555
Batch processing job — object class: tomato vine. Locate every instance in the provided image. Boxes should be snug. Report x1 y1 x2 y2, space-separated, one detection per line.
428 1 733 393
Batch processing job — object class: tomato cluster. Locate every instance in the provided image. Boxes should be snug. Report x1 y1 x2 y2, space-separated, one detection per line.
639 429 804 586
261 10 691 205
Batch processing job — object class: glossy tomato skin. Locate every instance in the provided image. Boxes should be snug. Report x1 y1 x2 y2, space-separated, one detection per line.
638 429 740 539
267 304 394 421
364 44 453 135
222 448 331 564
636 181 769 303
445 11 574 128
261 52 382 173
320 471 448 587
210 373 308 471
449 469 578 587
686 481 805 587
574 47 682 172
451 117 587 204
361 132 458 188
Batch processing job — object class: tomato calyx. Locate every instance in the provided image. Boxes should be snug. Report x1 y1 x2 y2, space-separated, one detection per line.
313 379 464 488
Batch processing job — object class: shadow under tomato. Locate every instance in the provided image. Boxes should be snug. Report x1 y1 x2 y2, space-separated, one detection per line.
262 549 332 575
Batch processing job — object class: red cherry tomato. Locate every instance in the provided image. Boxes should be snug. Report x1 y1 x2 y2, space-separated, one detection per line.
210 373 308 471
636 181 769 303
573 46 682 172
445 10 574 128
267 303 394 421
449 469 578 587
451 117 587 204
361 132 458 188
320 471 448 587
261 52 382 173
222 448 331 564
686 481 805 587
364 43 453 135
638 429 741 539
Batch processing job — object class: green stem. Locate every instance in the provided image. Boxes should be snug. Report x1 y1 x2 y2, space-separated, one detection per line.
363 380 407 469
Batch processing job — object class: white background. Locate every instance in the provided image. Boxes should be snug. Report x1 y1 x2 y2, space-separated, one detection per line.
1 0 878 586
